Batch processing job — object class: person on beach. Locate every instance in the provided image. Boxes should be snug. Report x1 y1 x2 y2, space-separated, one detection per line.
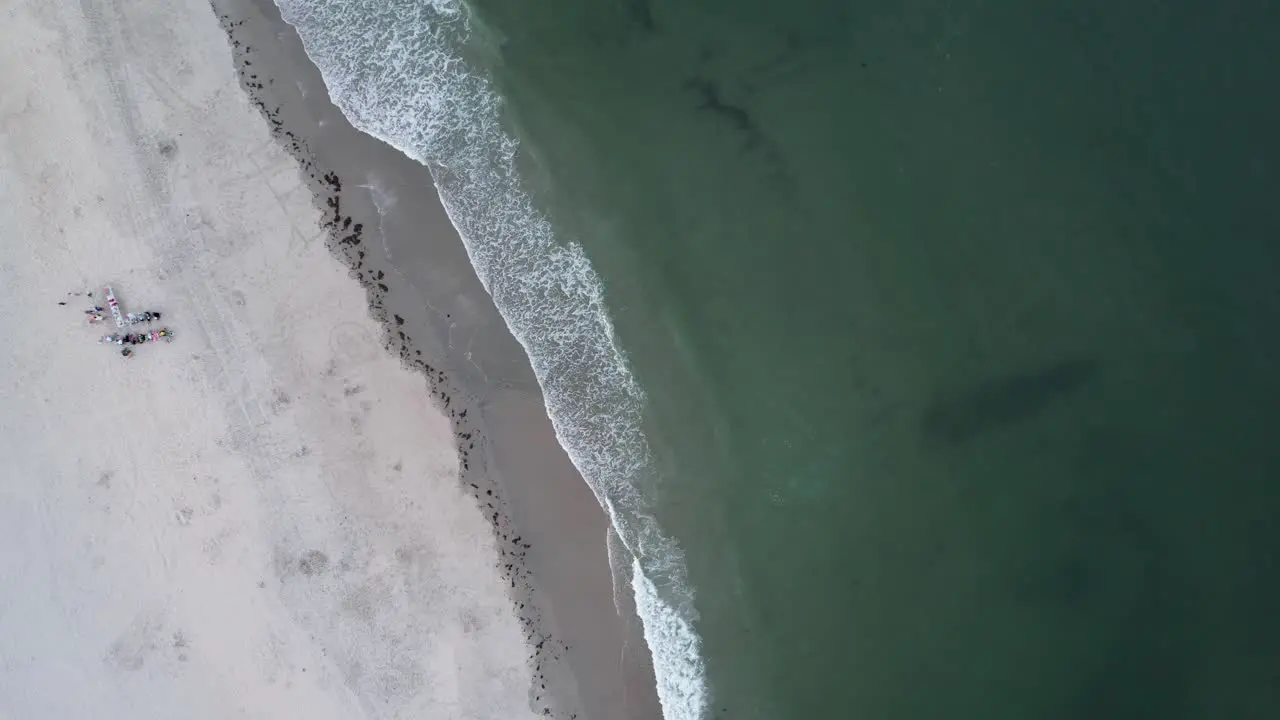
126 311 162 324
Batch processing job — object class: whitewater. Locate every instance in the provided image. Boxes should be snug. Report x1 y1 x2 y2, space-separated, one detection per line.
268 0 710 718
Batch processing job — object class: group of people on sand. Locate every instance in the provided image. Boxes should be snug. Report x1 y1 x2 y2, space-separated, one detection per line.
82 298 169 358
99 329 174 357
101 330 172 346
125 311 162 324
70 288 175 358
84 307 162 326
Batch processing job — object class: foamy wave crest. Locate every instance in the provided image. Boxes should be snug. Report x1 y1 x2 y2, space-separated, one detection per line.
271 1 709 718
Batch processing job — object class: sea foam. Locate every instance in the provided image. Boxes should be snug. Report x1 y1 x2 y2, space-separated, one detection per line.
270 1 709 718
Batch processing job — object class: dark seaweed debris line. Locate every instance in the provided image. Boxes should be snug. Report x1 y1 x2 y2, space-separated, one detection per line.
214 10 573 716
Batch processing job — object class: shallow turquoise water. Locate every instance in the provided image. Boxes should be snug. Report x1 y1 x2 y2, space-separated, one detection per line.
459 1 1280 717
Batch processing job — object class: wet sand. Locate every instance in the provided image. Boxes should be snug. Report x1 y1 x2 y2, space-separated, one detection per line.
0 0 658 717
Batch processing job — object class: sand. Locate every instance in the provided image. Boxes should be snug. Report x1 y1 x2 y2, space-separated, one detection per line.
0 0 657 718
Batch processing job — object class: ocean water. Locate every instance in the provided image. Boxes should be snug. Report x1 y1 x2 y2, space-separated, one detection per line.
276 1 1280 718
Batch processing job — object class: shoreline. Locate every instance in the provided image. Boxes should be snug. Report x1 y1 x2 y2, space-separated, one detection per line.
0 0 659 717
212 1 663 718
249 3 711 715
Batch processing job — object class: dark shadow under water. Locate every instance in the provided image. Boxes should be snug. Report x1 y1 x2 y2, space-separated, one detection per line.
922 358 1099 443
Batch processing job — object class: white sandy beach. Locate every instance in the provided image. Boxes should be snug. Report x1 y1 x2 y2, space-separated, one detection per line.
0 1 546 717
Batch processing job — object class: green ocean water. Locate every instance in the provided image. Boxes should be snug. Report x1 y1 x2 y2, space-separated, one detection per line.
460 0 1280 717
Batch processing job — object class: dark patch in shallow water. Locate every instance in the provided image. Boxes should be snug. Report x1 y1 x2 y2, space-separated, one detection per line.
686 77 763 150
623 0 654 32
923 358 1098 443
683 74 797 198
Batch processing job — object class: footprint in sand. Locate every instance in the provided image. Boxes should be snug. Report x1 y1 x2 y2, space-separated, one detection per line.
105 610 166 672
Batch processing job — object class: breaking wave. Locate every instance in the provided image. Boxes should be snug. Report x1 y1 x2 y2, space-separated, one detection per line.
270 1 709 718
